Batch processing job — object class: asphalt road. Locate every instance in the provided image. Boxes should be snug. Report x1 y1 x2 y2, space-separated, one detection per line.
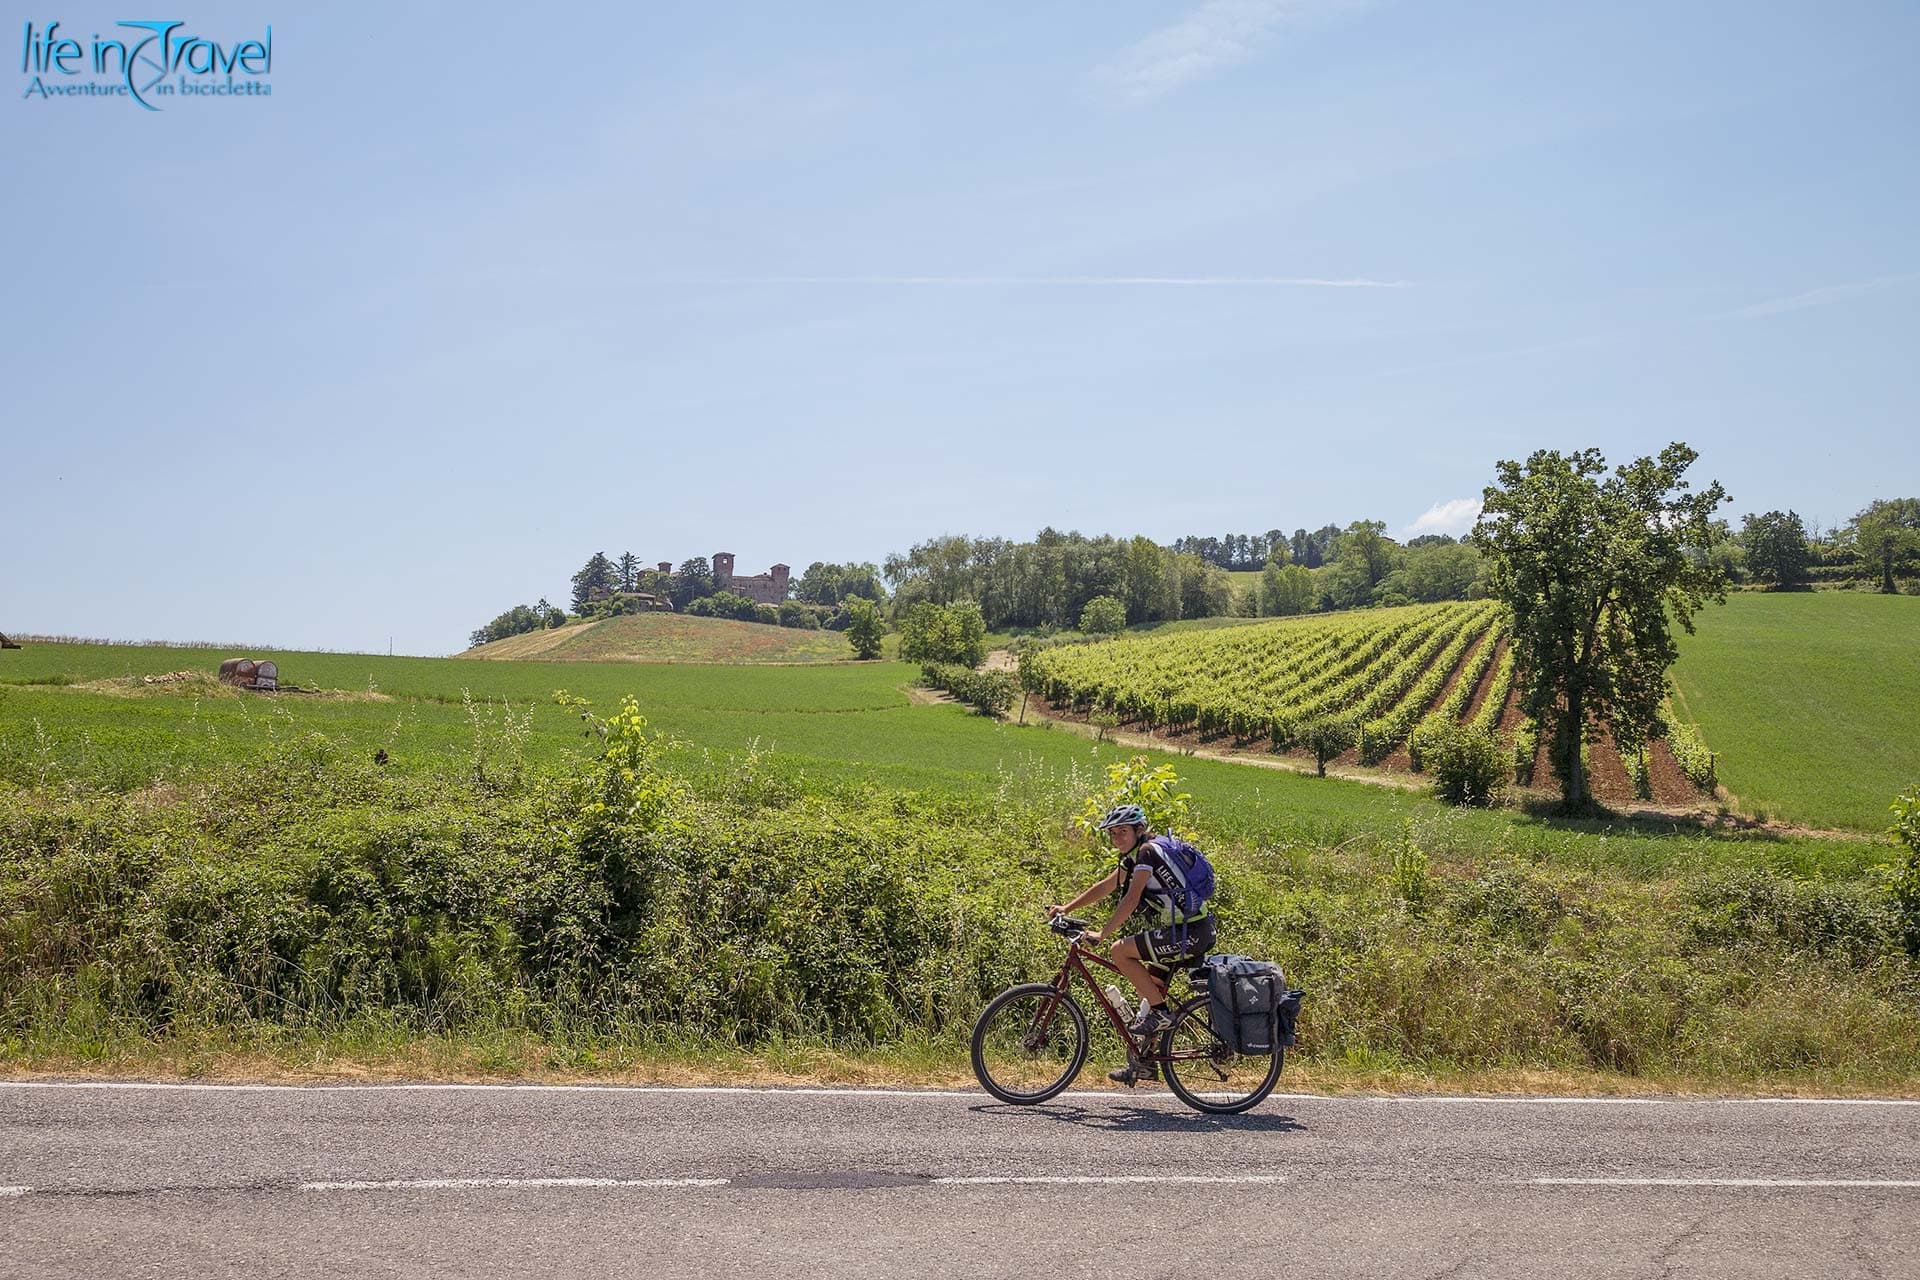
3 1082 1917 1278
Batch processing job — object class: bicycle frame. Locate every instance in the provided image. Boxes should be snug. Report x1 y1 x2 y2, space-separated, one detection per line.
1032 933 1216 1066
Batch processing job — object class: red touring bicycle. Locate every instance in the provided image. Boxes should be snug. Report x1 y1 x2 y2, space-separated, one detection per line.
970 915 1287 1115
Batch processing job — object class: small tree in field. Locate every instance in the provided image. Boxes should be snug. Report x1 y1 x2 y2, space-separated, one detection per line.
1741 510 1810 588
844 597 884 659
1475 443 1728 812
898 601 988 666
1848 499 1920 594
1079 595 1126 635
1299 715 1357 777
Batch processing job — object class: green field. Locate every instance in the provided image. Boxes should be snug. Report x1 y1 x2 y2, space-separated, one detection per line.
1672 592 1920 832
0 637 1883 877
4 628 1916 1090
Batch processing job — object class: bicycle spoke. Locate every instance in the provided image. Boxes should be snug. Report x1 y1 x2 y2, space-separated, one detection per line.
1160 997 1282 1113
972 986 1088 1103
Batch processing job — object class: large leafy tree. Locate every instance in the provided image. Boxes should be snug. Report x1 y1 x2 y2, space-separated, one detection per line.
569 552 617 614
1847 498 1920 593
670 558 715 609
844 597 885 659
1475 443 1729 811
1259 560 1315 616
1740 510 1810 588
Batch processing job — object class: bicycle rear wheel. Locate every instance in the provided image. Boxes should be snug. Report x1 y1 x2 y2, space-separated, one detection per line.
1160 995 1284 1115
970 983 1089 1105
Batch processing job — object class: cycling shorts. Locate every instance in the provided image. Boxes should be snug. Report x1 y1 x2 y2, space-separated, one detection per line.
1136 914 1216 973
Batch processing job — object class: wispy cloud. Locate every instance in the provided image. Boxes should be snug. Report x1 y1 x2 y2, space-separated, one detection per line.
1713 270 1920 320
1405 498 1481 539
1095 0 1367 102
714 275 1410 287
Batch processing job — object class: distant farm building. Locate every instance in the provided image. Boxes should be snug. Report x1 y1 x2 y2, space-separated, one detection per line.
713 552 791 605
218 658 279 690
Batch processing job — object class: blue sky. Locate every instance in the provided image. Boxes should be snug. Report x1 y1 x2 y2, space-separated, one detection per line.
3 1 1916 653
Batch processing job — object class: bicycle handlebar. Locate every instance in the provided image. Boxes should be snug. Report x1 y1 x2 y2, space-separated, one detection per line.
1049 915 1091 939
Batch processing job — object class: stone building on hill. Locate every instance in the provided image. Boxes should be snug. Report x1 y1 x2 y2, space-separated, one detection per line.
713 552 791 605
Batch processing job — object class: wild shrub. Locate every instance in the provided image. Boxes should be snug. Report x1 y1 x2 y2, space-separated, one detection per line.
1885 788 1920 957
1074 756 1195 841
1078 596 1126 636
1426 724 1507 807
918 663 1015 717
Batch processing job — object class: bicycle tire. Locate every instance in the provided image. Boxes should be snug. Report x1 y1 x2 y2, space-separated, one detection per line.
1160 994 1284 1115
970 983 1089 1105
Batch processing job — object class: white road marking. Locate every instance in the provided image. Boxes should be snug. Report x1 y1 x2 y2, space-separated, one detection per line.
1397 1096 1669 1106
935 1175 1287 1186
0 1185 30 1197
1533 1179 1920 1188
0 1081 1915 1106
302 1177 730 1192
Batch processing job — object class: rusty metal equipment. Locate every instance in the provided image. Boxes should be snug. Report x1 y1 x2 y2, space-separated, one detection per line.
218 657 279 690
0 633 19 650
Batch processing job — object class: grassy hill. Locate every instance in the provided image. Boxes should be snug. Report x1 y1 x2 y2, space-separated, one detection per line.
1672 591 1920 831
462 613 864 664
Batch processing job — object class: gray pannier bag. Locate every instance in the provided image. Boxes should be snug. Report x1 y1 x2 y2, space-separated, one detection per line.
1202 955 1304 1055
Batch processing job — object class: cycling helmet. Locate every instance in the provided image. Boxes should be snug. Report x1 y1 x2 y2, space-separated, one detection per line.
1097 803 1148 830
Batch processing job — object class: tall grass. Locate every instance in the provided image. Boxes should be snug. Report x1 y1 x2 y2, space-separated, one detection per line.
3 709 1916 1087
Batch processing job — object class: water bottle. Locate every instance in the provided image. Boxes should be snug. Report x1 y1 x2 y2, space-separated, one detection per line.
1102 983 1131 1022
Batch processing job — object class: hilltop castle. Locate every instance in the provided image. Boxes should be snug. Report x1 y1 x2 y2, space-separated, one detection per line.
711 553 790 605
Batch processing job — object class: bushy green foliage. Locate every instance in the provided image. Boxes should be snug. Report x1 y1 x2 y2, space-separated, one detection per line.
897 602 988 667
1424 724 1508 808
1477 443 1729 810
469 603 562 648
1078 596 1126 636
1885 789 1920 957
685 591 761 622
1257 561 1315 617
919 663 1015 717
843 598 884 659
1665 717 1717 791
1073 756 1195 841
4 727 1918 1084
1741 510 1811 588
794 562 888 607
886 531 1234 630
1299 716 1357 778
777 601 823 630
1848 498 1920 594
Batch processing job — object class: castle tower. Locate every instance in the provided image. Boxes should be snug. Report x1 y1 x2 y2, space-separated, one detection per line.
712 552 735 588
771 564 791 596
657 561 672 574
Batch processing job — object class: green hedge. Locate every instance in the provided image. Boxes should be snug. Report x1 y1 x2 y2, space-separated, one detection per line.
3 718 1918 1081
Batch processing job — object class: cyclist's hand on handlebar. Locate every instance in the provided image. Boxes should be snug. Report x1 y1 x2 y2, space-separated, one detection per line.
1081 927 1104 946
1046 903 1066 919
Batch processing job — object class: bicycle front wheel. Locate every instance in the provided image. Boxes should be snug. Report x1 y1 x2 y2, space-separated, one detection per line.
970 983 1089 1105
1161 995 1284 1115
